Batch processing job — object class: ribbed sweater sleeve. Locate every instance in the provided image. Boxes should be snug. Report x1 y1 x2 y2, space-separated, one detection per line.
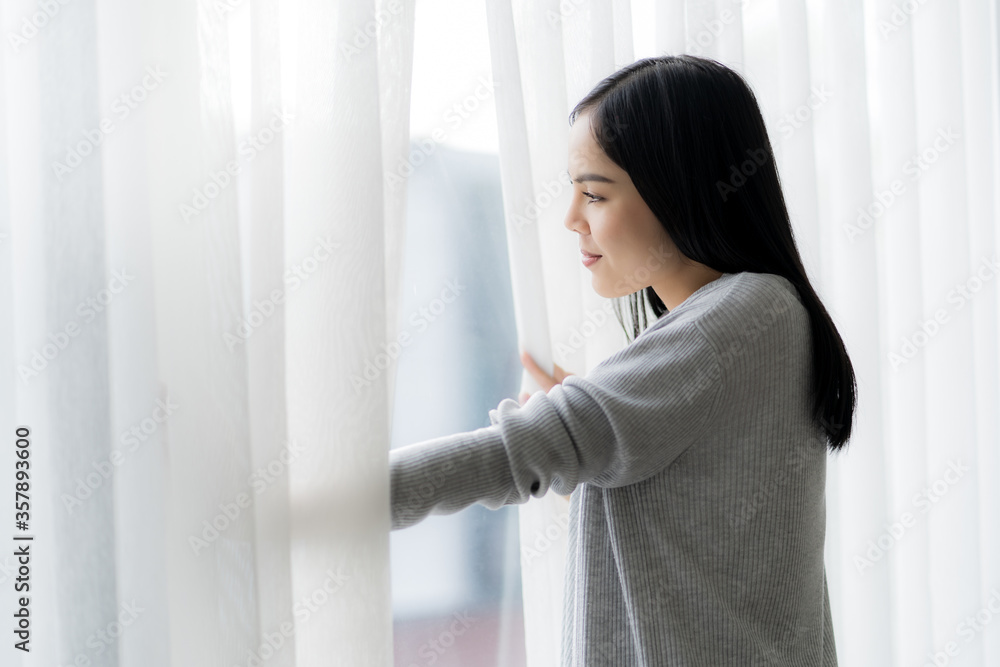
389 319 725 531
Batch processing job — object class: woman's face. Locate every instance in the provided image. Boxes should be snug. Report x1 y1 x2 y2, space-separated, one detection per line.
564 111 682 300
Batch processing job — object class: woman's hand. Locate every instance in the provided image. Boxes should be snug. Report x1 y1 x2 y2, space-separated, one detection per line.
517 349 573 405
517 349 575 503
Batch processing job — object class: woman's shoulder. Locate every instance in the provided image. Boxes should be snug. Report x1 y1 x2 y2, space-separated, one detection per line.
645 271 808 353
649 271 802 329
716 271 804 321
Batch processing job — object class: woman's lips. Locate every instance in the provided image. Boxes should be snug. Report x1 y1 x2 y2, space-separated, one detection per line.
581 252 602 267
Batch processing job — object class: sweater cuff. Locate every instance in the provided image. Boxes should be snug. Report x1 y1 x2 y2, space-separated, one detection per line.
389 423 518 531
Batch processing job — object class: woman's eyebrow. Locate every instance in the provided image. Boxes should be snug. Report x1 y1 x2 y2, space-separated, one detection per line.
570 173 615 184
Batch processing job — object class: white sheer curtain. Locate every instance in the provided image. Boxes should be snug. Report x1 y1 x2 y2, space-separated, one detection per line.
2 0 998 665
2 0 411 664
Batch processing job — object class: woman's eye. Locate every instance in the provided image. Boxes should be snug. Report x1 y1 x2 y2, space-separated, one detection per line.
583 191 602 203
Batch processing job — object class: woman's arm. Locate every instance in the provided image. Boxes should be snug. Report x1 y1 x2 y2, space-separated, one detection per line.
389 320 725 530
517 350 574 501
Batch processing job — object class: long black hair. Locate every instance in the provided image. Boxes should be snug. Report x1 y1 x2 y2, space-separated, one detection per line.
569 54 856 452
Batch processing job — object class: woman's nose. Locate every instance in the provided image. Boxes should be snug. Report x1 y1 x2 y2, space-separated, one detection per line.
563 199 586 234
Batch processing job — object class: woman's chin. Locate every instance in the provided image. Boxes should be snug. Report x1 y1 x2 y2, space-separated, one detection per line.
591 281 618 300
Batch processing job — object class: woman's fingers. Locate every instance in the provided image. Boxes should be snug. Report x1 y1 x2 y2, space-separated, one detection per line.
552 362 573 384
519 350 576 392
519 349 556 391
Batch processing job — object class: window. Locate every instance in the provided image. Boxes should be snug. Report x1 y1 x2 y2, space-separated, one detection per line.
389 2 526 665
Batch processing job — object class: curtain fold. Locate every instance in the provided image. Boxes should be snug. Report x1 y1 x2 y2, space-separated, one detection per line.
377 0 417 416
96 0 173 664
482 3 562 664
144 1 261 663
962 4 1000 666
866 0 935 660
246 0 294 664
911 3 986 664
284 0 399 662
36 2 124 663
811 1 892 662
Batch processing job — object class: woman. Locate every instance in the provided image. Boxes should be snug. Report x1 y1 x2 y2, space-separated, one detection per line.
390 54 855 666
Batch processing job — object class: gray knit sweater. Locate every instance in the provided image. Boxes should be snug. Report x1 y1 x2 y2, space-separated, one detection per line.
389 271 838 666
